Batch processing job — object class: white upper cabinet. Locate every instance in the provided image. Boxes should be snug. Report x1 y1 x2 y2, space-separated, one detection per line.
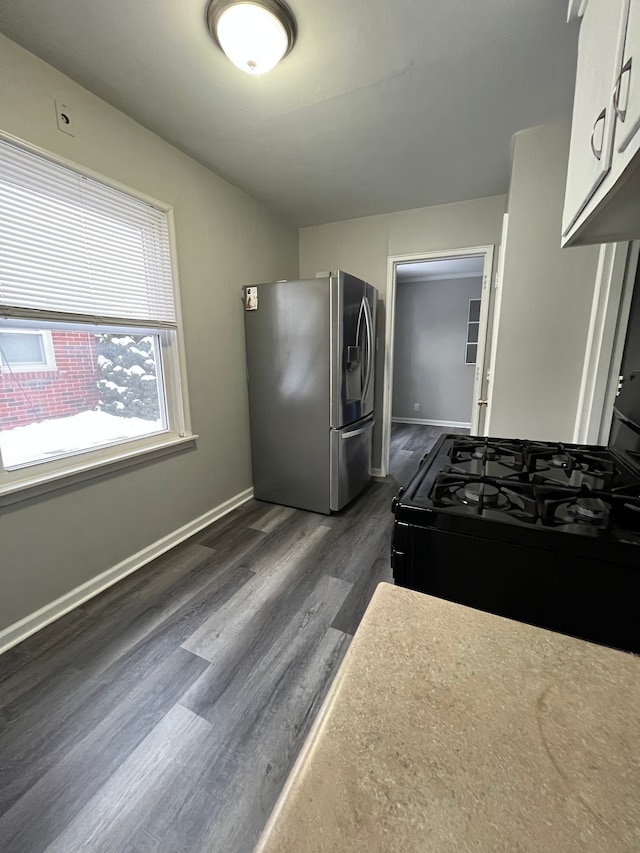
562 0 628 237
616 1 640 154
562 0 640 246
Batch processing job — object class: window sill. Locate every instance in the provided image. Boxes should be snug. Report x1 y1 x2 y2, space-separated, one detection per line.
0 433 198 508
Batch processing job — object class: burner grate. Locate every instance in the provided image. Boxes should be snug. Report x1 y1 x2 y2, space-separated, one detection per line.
430 472 538 522
449 437 527 467
526 442 620 489
445 436 637 493
539 486 640 541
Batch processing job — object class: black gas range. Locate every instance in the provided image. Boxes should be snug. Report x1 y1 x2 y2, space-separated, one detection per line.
391 397 640 654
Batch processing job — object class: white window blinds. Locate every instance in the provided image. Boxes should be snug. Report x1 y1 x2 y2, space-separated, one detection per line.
0 139 177 328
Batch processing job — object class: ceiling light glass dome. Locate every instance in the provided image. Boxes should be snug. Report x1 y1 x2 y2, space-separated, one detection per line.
207 0 297 75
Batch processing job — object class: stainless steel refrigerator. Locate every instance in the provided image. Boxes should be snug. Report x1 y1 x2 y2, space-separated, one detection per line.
243 271 376 514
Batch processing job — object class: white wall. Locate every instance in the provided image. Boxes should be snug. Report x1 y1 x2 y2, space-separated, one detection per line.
488 120 601 441
0 35 299 634
393 276 483 423
299 195 507 465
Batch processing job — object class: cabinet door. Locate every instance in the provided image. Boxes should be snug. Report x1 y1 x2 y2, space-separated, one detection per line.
562 0 628 236
616 0 640 154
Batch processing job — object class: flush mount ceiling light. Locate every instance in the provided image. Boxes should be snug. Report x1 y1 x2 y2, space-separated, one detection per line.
206 0 297 75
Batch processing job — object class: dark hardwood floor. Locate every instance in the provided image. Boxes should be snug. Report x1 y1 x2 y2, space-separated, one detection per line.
0 424 447 853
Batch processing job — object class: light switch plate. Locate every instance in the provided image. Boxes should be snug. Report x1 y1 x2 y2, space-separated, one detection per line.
55 100 75 137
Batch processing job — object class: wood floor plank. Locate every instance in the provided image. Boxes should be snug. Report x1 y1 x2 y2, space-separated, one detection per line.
175 627 351 853
0 559 255 817
391 448 420 486
143 623 350 853
0 609 94 687
41 705 213 853
55 575 351 853
302 485 394 586
249 504 296 533
198 522 266 563
0 543 215 708
194 500 269 550
401 425 442 453
0 647 209 853
181 572 351 722
0 543 218 752
181 520 331 662
240 509 328 575
331 541 393 635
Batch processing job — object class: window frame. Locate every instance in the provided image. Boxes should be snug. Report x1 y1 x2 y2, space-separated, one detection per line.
0 131 196 506
0 328 57 373
465 298 482 365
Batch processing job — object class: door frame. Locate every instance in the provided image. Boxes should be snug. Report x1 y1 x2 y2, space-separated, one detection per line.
573 240 639 445
482 214 509 437
380 245 495 477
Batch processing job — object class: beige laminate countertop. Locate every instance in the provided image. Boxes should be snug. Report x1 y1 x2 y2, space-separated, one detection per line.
255 583 640 853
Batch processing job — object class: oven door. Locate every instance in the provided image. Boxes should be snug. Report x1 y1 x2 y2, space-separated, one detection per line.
391 521 640 654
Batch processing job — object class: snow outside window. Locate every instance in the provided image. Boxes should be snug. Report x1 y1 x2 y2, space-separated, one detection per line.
0 137 191 497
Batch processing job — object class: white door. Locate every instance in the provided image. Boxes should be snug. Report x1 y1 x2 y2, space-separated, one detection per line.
616 1 640 154
562 0 628 236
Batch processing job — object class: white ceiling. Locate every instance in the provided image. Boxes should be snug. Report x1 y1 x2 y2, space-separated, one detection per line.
0 0 579 227
397 256 485 282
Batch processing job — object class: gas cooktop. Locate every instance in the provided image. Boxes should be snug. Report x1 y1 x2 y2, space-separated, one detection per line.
404 435 640 544
391 387 640 654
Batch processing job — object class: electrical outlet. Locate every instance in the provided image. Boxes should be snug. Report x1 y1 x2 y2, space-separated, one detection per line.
414 403 420 412
55 100 75 137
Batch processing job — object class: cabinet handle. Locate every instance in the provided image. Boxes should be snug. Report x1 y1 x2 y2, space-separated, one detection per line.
590 108 607 161
614 58 633 122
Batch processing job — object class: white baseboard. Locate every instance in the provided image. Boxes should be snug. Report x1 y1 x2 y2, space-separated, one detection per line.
0 486 254 656
370 468 384 478
392 417 471 429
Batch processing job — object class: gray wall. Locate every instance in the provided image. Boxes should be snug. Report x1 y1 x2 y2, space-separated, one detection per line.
299 194 507 467
0 35 299 633
488 120 601 441
393 276 482 423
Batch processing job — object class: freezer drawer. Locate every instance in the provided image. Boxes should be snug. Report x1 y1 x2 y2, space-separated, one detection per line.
330 416 374 512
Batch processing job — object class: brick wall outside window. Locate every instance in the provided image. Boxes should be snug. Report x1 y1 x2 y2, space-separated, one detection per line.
0 331 99 430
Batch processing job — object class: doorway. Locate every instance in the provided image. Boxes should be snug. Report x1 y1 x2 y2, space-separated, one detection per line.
381 246 494 477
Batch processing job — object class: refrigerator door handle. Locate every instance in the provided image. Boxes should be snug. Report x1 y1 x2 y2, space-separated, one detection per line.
341 419 375 440
362 296 374 403
355 297 365 356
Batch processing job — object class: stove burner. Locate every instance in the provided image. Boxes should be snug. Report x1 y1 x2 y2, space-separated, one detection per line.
525 442 628 490
449 437 526 469
551 452 572 468
574 497 609 522
463 482 500 505
473 446 498 460
541 488 616 533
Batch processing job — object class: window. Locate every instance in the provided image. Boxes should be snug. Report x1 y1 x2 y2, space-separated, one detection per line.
0 137 192 497
0 329 56 372
465 299 481 364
